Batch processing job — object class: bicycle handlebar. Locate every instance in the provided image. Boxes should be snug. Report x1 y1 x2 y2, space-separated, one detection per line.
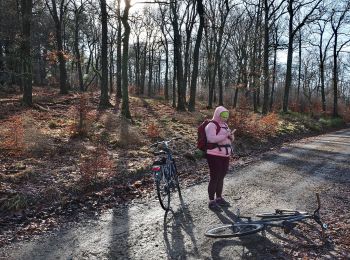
149 137 181 149
153 151 166 155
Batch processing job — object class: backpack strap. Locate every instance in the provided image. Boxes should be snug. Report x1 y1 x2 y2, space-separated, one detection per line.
209 120 221 135
206 121 221 151
217 144 232 155
207 122 232 155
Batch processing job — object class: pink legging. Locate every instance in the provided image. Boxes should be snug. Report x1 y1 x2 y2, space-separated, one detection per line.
206 154 230 201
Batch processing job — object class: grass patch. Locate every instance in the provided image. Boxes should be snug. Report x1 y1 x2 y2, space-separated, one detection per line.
0 169 38 183
319 117 345 128
1 193 30 211
279 111 346 133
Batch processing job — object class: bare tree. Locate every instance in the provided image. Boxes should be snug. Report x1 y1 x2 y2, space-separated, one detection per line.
188 0 205 111
205 0 234 108
72 0 85 92
282 0 322 112
269 20 284 110
21 0 33 106
158 5 171 100
229 13 254 108
262 0 286 114
183 0 197 102
99 0 111 108
115 0 122 109
121 0 132 118
308 9 334 112
45 0 69 94
170 1 186 111
330 2 350 117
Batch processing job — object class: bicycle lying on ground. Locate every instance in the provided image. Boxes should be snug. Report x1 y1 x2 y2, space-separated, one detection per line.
205 193 328 239
150 137 182 211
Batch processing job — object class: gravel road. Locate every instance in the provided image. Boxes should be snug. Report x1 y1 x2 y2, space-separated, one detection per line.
1 128 349 259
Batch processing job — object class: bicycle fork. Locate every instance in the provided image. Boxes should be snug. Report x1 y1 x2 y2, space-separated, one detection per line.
281 214 328 240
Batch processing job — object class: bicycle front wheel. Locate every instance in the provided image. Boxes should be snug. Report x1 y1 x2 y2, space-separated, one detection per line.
205 223 264 238
156 174 170 211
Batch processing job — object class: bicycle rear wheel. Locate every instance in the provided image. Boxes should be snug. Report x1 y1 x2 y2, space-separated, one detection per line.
156 171 170 211
205 223 264 238
171 162 182 198
256 209 307 218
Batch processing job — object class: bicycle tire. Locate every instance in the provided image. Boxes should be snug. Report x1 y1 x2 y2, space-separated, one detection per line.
256 210 308 218
172 162 182 198
156 170 170 211
205 223 264 238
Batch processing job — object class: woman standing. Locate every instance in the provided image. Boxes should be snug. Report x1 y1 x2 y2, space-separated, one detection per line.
205 106 235 211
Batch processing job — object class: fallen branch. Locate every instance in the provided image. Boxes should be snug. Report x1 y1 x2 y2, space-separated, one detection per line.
33 103 51 112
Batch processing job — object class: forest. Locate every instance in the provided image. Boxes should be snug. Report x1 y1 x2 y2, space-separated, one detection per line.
0 0 350 258
0 0 349 117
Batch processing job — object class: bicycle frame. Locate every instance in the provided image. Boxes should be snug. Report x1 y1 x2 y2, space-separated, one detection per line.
150 138 181 210
238 193 327 236
151 140 176 181
205 193 328 239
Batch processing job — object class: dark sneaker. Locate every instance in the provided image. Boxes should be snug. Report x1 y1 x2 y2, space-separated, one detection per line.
216 197 231 207
208 201 222 212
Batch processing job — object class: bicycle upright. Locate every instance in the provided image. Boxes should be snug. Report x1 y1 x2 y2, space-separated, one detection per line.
150 137 182 211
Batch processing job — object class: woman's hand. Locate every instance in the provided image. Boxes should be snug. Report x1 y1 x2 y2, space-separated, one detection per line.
228 129 236 141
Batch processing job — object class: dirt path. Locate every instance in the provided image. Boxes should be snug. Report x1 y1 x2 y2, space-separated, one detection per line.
1 128 349 259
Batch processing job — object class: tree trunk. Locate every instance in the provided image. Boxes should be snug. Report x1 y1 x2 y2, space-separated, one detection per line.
50 0 68 94
320 57 326 112
297 31 302 102
158 57 161 94
250 0 261 113
0 29 3 71
333 33 338 117
21 0 33 106
233 77 239 108
74 6 84 92
283 0 321 112
116 0 122 100
99 0 110 108
207 56 215 109
56 24 68 94
171 1 186 111
183 33 191 102
188 0 204 111
270 36 277 111
318 20 328 112
172 57 176 108
109 46 114 94
218 61 224 106
283 1 294 113
147 46 153 96
40 48 48 85
140 43 147 95
121 0 131 119
86 45 92 75
135 37 140 95
164 42 169 100
262 0 269 114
